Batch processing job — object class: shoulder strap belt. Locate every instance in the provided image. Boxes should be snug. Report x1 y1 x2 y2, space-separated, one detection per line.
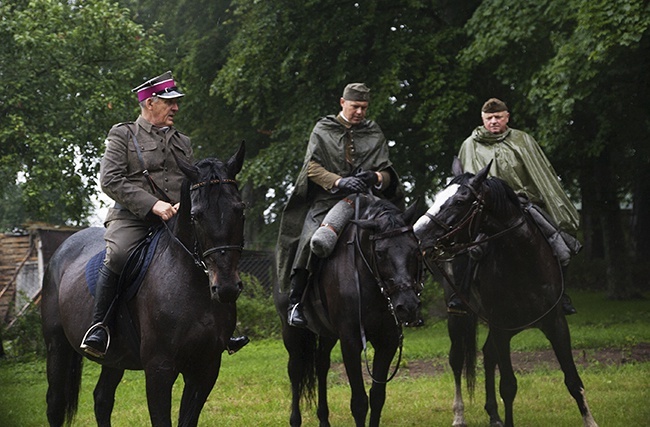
129 124 172 203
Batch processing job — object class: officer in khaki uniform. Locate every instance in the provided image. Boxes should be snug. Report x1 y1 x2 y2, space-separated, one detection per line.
81 71 249 357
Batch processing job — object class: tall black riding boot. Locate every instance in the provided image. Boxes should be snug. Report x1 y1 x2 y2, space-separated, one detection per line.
448 235 486 316
80 264 119 358
560 265 577 315
287 269 308 327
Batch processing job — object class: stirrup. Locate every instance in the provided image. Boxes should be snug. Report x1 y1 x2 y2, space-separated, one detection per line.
447 295 469 316
288 304 307 327
80 323 111 358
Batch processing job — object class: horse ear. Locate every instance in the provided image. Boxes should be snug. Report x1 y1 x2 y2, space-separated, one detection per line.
473 160 492 186
402 199 420 226
451 156 464 177
227 140 245 177
173 150 200 182
350 219 379 231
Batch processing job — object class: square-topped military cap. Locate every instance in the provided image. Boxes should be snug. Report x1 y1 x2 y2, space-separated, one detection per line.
132 71 184 102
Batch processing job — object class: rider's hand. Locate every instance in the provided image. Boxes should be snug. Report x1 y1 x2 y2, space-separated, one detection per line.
336 177 368 193
151 201 179 221
354 170 379 187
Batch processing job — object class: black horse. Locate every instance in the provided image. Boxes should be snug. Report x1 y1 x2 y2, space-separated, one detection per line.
40 142 246 427
414 161 598 427
274 196 422 427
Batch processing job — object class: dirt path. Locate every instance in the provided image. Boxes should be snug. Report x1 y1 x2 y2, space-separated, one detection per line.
403 342 650 377
331 343 650 379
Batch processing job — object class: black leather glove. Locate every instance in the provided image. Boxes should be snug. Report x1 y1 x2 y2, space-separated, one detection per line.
355 170 379 187
337 176 368 193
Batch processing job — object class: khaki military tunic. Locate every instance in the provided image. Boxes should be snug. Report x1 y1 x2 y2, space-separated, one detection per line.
100 115 193 272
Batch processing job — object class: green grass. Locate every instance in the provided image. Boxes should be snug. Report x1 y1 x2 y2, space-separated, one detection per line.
1 290 649 426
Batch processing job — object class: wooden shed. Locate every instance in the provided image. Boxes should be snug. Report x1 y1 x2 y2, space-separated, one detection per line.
0 225 79 326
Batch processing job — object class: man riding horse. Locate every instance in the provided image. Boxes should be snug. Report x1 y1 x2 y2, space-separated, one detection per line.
276 83 405 328
80 71 249 357
451 97 581 316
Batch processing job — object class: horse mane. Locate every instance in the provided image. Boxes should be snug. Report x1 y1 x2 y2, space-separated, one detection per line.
449 172 521 218
362 198 404 230
482 177 522 217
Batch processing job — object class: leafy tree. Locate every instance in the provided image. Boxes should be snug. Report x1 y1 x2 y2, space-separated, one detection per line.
0 0 163 228
214 0 482 229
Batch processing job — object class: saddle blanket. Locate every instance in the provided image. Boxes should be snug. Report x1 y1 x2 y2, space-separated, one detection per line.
84 226 164 301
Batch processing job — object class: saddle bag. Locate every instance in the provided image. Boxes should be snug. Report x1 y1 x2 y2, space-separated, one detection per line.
310 197 356 258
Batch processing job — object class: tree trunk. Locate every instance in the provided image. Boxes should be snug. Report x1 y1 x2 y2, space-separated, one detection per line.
633 159 650 293
594 148 635 299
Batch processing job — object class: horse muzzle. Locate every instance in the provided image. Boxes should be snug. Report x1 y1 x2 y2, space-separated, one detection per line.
208 271 243 303
390 287 421 325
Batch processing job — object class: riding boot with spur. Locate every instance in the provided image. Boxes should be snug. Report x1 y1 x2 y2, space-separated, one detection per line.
227 335 250 355
80 264 119 358
287 269 308 327
560 265 577 315
448 234 487 316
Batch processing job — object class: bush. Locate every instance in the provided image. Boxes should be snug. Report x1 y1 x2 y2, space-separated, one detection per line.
1 302 46 359
236 273 281 339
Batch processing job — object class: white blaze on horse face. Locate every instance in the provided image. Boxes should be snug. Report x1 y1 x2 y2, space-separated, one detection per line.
413 184 460 235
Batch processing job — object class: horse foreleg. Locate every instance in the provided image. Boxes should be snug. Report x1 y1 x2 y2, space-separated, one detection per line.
451 370 466 427
340 339 368 427
490 332 517 427
447 315 477 427
93 366 125 427
316 337 336 427
541 315 599 427
367 334 400 427
482 332 504 427
177 356 221 427
144 361 179 427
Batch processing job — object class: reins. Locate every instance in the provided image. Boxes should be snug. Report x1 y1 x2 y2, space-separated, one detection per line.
350 199 419 384
420 182 565 331
162 178 243 275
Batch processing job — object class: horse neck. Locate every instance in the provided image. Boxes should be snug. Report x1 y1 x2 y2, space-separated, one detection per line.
163 210 197 262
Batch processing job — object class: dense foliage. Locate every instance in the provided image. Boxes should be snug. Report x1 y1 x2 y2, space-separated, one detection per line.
1 0 648 296
0 0 162 226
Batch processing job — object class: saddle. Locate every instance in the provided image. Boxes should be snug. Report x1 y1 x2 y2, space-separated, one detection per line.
85 226 164 301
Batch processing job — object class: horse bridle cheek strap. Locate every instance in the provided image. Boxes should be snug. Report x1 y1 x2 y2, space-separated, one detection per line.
164 179 243 275
349 203 409 384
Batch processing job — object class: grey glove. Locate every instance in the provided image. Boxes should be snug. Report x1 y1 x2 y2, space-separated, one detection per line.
355 170 379 187
337 176 368 193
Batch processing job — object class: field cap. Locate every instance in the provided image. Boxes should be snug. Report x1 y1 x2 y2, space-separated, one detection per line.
132 71 184 102
342 83 370 102
481 98 508 113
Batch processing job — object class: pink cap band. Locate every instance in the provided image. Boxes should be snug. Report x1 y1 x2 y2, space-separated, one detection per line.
136 78 176 102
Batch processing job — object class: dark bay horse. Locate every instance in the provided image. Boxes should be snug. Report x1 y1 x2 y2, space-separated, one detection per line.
414 161 598 427
274 196 422 427
40 142 246 427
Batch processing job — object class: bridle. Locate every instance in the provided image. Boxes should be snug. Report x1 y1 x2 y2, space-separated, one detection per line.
420 181 559 331
164 178 244 275
352 208 423 384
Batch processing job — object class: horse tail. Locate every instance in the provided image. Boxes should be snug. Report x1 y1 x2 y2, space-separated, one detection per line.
42 260 83 426
62 351 83 425
463 312 478 399
294 331 318 405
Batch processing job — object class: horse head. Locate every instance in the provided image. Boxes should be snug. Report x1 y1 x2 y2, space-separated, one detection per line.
352 199 422 325
414 160 491 255
176 141 246 303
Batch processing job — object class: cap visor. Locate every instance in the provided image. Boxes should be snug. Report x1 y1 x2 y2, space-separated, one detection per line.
157 90 185 99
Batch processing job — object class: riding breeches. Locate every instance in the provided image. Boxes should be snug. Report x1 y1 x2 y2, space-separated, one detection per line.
103 218 157 274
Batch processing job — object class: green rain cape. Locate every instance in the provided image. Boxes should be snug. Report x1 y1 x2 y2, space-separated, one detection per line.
458 126 579 233
276 115 404 292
